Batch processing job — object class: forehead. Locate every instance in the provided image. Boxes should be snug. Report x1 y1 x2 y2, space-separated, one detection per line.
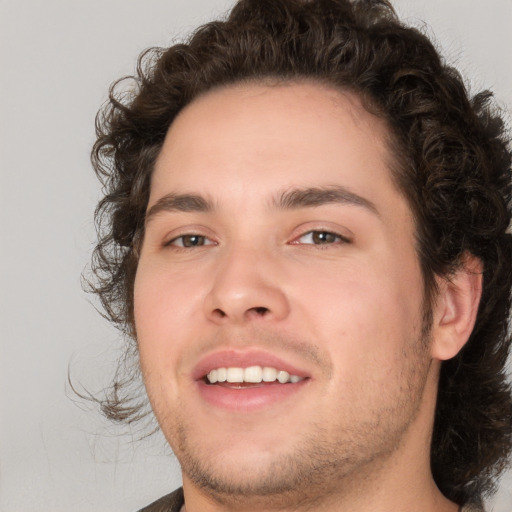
150 81 399 209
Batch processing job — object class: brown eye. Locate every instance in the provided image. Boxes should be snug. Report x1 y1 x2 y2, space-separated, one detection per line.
297 231 347 245
169 234 213 247
312 232 337 244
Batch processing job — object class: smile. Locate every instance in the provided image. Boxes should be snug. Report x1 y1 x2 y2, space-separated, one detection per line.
206 366 304 384
193 349 311 411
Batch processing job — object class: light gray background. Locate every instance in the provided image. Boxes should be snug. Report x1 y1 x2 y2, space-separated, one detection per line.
1 1 511 511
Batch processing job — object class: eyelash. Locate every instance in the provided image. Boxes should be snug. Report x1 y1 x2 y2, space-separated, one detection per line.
165 234 216 248
292 230 351 246
165 230 350 249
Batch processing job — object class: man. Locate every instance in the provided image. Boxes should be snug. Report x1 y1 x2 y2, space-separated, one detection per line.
89 0 512 510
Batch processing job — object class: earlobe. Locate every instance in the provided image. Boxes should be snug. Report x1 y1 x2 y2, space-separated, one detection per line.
431 254 483 361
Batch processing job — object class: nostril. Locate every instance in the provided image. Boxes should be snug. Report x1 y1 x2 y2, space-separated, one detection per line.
213 308 227 318
251 307 269 316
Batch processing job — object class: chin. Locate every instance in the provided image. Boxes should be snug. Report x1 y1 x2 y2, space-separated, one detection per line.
181 447 325 499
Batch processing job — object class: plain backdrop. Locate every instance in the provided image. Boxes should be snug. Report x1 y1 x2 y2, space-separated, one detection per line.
1 1 511 511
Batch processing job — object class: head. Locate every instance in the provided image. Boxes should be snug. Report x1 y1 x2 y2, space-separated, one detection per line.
89 0 512 506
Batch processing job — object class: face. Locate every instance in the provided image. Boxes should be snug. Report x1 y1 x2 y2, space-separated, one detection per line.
134 82 436 504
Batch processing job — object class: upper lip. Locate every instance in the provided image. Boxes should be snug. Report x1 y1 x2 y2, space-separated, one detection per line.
192 349 311 381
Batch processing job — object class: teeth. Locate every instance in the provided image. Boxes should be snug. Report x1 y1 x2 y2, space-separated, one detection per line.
262 367 277 382
244 366 262 383
217 367 227 382
226 367 244 383
206 366 303 384
277 370 290 383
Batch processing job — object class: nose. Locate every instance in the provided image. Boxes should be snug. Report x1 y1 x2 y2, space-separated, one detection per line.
203 245 290 324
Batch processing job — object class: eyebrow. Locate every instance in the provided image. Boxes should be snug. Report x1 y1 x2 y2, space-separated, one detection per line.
274 186 379 216
144 185 379 226
145 193 213 226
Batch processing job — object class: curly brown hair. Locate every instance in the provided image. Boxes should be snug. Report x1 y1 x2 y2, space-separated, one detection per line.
88 0 512 505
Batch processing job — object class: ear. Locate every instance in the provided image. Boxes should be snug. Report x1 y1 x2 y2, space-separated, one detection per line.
430 254 483 361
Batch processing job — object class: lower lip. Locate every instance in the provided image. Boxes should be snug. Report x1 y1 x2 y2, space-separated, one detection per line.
196 379 308 412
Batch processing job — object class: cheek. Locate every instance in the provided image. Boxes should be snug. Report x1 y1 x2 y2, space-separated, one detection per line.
291 251 424 369
133 261 202 367
134 262 209 415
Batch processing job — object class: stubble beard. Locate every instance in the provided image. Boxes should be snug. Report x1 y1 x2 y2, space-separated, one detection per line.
174 420 410 509
158 328 433 509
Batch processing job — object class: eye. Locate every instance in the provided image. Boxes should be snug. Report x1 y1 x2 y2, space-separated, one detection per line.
295 230 349 245
167 234 215 248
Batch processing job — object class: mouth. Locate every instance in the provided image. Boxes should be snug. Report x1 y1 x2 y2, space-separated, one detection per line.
194 351 311 411
205 365 305 385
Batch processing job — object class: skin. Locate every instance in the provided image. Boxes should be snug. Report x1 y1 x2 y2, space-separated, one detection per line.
134 82 480 511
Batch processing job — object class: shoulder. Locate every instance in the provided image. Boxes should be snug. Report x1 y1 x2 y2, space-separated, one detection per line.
136 488 184 512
